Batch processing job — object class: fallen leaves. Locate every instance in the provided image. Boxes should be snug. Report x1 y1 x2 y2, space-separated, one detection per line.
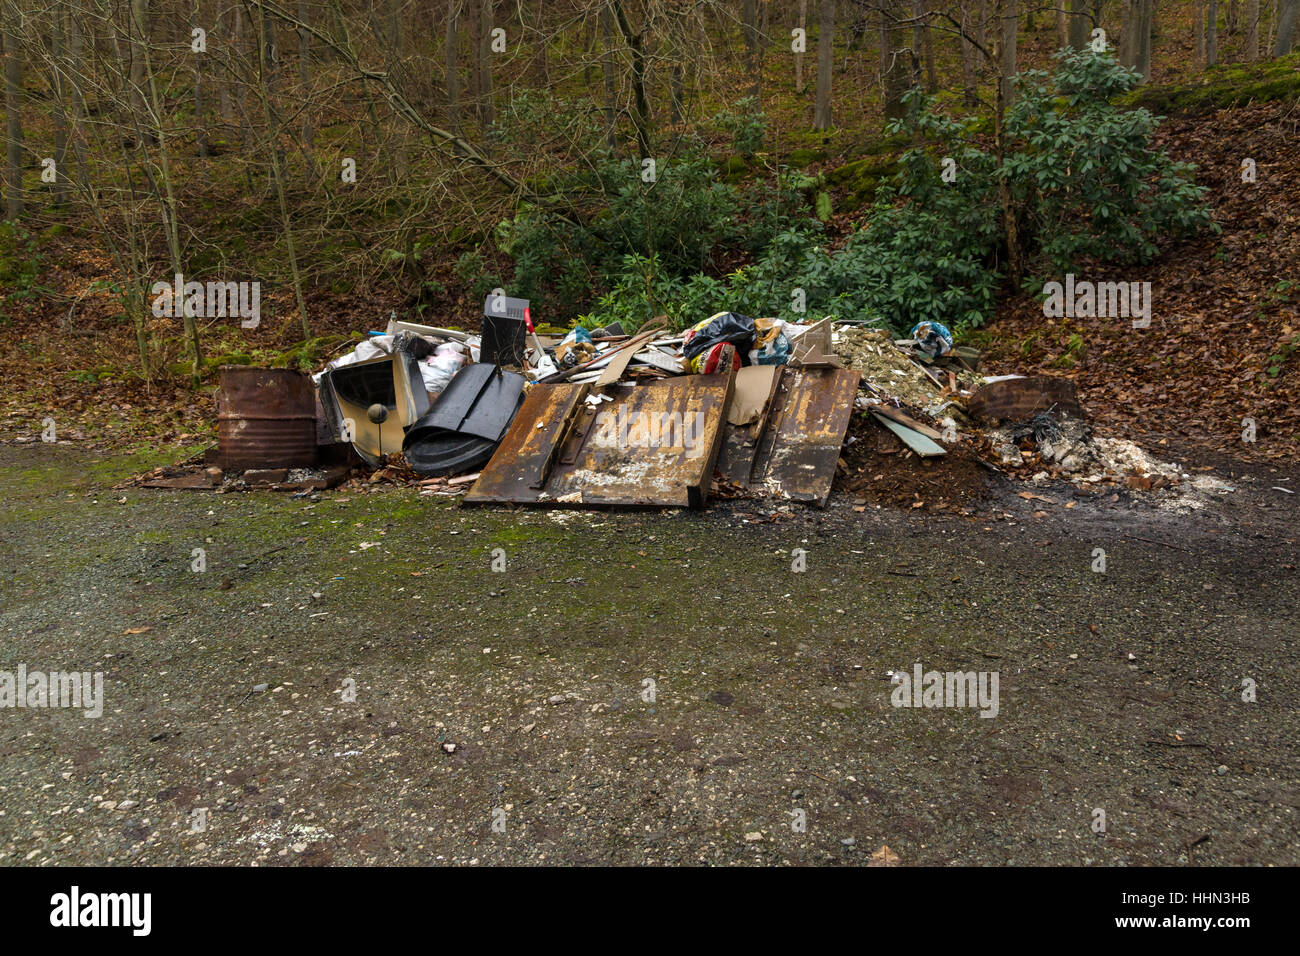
982 101 1300 467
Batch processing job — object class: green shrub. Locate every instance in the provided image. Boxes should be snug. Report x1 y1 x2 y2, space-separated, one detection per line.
508 50 1214 333
713 97 767 156
454 250 502 303
501 149 750 318
1005 48 1215 277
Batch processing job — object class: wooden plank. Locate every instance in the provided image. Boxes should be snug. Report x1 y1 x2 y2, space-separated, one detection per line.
871 411 947 457
716 366 784 485
594 329 660 386
869 403 946 441
631 348 684 374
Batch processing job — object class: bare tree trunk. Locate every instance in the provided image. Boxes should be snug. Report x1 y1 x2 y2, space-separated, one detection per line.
1000 0 1018 109
1056 2 1069 46
1067 0 1089 48
1207 0 1220 65
533 0 548 84
879 0 909 119
795 0 807 93
193 0 210 179
912 1 924 76
1120 0 1141 66
51 4 70 206
992 0 1021 282
252 0 310 341
920 1 937 92
1276 0 1299 55
1247 0 1261 58
477 0 493 127
298 0 314 149
222 4 239 126
961 1 979 104
878 3 890 75
65 0 86 197
384 0 407 180
3 1 23 218
129 0 148 129
445 1 459 130
600 5 617 152
138 1 202 380
610 0 650 157
1136 0 1154 83
814 0 833 129
743 0 759 100
1195 0 1207 62
467 0 481 108
670 61 682 124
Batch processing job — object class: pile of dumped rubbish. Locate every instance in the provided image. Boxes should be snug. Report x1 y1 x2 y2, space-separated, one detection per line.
133 296 1217 510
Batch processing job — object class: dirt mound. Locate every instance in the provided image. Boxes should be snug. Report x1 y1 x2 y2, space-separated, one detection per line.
836 411 995 513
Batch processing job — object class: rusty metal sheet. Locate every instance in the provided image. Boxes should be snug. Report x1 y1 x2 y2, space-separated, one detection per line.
717 367 782 486
461 382 589 499
967 374 1081 422
465 373 733 508
216 367 317 471
717 366 859 507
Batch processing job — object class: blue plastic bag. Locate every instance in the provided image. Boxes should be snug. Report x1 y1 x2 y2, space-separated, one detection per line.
909 321 953 358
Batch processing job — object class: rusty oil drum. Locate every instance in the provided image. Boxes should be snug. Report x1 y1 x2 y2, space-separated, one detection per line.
217 367 318 470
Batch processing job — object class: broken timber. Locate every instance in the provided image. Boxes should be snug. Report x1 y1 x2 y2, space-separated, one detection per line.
871 411 947 457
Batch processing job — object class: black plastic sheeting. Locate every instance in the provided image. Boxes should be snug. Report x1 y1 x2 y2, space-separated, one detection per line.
682 312 756 365
402 364 526 476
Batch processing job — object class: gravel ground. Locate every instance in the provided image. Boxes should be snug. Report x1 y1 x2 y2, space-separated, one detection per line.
1 442 1296 866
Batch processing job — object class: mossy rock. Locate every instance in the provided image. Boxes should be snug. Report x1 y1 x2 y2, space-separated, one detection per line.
269 334 355 371
1120 54 1300 114
824 157 893 187
845 130 912 159
205 353 255 368
445 224 473 246
716 154 750 183
823 156 898 211
524 171 556 194
786 147 828 167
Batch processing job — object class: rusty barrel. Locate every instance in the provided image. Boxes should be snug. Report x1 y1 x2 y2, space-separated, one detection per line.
217 367 318 470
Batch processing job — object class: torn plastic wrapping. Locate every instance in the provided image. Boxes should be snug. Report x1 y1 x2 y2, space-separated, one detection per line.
420 342 471 396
